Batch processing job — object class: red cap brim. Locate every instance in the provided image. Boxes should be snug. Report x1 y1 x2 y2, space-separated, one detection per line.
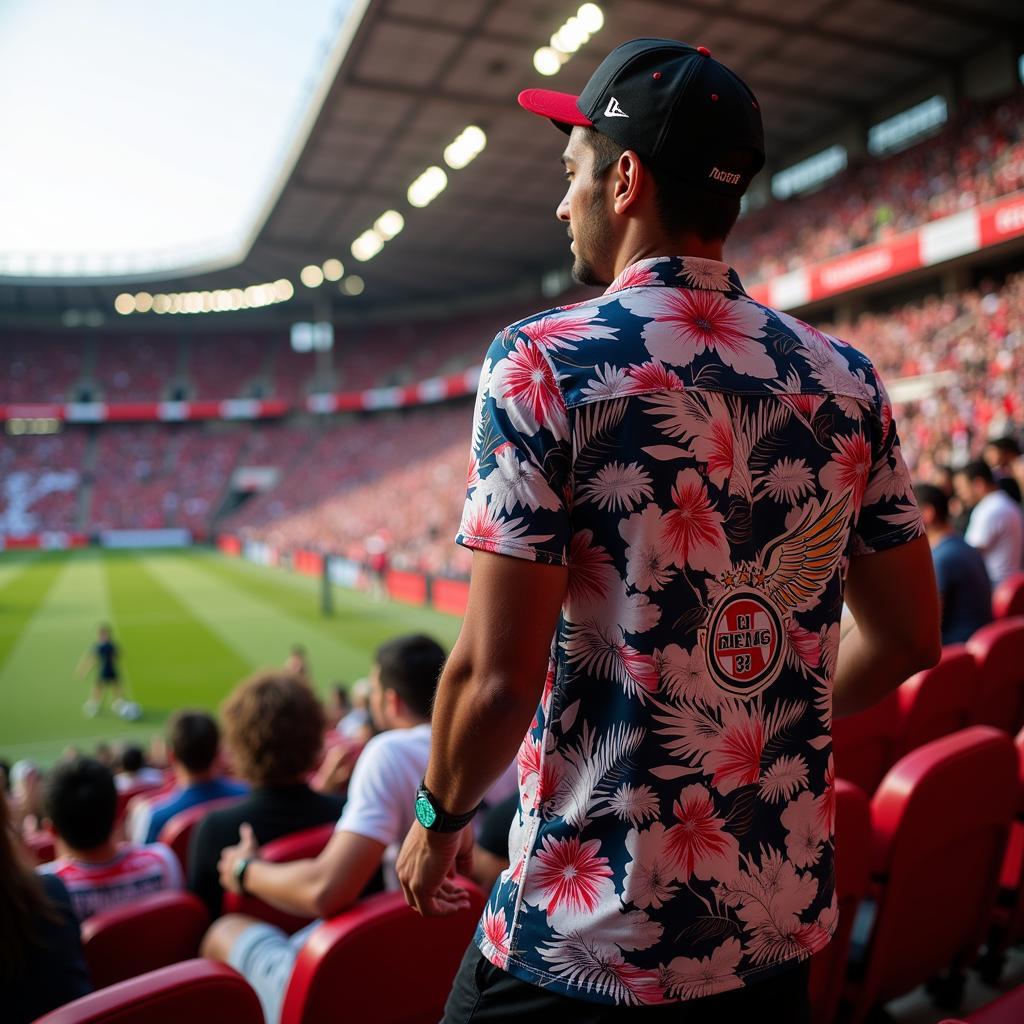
518 89 592 132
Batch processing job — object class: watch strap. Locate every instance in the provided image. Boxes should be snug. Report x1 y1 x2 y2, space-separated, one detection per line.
234 855 254 895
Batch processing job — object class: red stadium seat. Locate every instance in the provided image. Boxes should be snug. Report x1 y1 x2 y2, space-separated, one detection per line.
33 959 263 1024
832 689 902 795
157 795 243 876
809 779 871 1024
966 618 1024 733
279 878 485 1024
81 890 210 990
975 724 1024 984
222 822 335 933
939 983 1024 1022
894 646 976 759
842 727 1018 1024
992 572 1024 620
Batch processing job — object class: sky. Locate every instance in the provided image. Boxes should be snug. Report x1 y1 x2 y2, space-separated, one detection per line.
0 0 352 278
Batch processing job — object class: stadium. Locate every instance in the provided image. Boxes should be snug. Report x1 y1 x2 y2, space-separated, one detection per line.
3 0 1024 1021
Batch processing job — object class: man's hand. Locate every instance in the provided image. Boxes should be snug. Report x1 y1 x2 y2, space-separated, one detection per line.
218 822 260 895
396 822 474 917
310 742 361 794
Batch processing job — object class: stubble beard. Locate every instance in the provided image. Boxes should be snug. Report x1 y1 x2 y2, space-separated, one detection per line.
569 190 614 287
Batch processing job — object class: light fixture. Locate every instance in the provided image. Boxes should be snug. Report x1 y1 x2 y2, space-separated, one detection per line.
341 275 364 295
407 165 448 208
533 46 564 76
443 125 487 169
300 264 325 287
374 210 405 239
114 293 135 315
351 230 384 262
322 258 344 281
577 3 604 32
133 292 154 313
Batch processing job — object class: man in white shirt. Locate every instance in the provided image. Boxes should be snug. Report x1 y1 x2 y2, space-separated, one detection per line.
202 635 514 1024
958 460 1024 585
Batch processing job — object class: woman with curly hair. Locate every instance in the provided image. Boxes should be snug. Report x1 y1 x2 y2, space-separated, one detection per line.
187 671 345 917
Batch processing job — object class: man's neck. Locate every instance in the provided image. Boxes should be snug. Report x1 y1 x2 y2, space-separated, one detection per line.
175 765 214 788
64 839 120 864
612 233 725 281
926 525 954 548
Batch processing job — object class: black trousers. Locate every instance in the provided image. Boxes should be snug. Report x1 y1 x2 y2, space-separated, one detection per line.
441 944 812 1024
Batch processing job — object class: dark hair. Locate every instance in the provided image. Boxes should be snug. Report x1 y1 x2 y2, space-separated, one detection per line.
45 758 117 851
0 759 10 793
375 634 446 720
169 711 220 774
222 672 324 786
913 483 949 525
959 460 994 485
987 435 1021 457
584 128 746 241
0 788 59 979
120 745 144 773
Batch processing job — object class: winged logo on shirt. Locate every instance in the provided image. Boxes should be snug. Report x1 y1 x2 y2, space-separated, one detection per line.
701 493 851 697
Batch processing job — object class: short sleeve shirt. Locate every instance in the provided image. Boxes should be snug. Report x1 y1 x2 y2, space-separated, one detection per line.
39 843 183 923
456 256 923 1006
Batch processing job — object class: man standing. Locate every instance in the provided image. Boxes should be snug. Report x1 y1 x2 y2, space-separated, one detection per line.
957 460 1024 585
914 483 992 643
397 38 941 1023
76 624 125 718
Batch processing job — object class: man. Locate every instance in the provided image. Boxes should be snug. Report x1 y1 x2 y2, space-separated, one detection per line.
113 745 165 792
983 436 1023 504
38 757 182 922
914 483 992 643
130 710 248 845
200 635 455 1024
76 624 125 718
187 671 346 918
396 38 941 1023
957 460 1024 585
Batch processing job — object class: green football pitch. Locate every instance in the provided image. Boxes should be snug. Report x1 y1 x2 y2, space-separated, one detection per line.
0 548 462 767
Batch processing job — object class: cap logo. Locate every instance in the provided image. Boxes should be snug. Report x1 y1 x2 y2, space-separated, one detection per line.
604 96 629 118
709 166 741 185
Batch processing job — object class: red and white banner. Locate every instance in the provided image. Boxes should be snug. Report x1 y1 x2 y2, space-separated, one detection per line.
746 190 1024 310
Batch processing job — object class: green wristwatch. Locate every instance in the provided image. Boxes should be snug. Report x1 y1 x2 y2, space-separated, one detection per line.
414 781 481 833
234 855 254 895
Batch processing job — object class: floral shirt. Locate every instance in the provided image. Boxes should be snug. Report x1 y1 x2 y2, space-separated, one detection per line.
455 255 922 1006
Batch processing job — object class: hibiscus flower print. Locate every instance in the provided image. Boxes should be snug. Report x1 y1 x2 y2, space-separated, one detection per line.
624 360 684 394
478 443 562 515
663 784 739 881
567 530 618 607
657 643 720 705
624 822 679 910
458 493 556 560
662 469 730 574
689 393 734 490
526 834 615 931
701 701 765 795
481 905 510 969
676 256 732 292
606 783 660 827
578 461 654 513
622 288 775 379
664 937 743 999
491 337 568 439
619 504 674 592
819 431 872 508
780 790 827 868
580 363 632 400
607 260 662 292
758 457 813 504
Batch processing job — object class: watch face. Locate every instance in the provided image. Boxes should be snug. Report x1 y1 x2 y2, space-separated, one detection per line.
415 793 437 829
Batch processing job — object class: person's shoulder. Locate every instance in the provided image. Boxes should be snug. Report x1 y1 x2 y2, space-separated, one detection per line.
360 724 431 763
485 295 617 367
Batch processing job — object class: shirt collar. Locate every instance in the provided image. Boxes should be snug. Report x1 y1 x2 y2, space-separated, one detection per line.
604 255 748 297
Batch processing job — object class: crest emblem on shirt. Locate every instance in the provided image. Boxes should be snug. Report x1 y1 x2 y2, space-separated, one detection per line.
701 493 851 698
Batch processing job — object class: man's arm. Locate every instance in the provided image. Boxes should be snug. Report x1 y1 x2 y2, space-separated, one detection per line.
834 534 942 719
397 550 567 915
219 824 385 919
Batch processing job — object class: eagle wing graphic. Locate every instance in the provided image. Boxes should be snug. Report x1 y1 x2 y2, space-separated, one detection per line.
761 493 851 613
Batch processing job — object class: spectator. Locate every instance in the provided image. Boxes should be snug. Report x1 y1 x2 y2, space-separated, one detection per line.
38 758 182 922
957 460 1024 585
984 435 1023 503
10 759 44 835
130 711 249 845
337 677 374 743
285 644 311 682
323 684 350 730
187 671 345 918
114 744 165 792
914 483 993 643
2 785 92 1024
201 635 513 1024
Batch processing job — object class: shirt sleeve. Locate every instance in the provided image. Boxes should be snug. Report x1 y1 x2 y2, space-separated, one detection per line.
851 371 924 556
456 329 573 565
334 735 411 848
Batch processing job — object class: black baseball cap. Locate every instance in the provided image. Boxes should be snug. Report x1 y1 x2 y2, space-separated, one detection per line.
518 38 765 196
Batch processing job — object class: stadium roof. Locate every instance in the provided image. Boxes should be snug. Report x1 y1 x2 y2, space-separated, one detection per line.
1 0 1021 323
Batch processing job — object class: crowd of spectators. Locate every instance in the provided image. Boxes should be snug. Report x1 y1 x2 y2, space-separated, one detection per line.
728 90 1024 284
3 633 517 1024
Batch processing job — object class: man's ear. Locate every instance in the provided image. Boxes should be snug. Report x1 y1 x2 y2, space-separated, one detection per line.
611 150 645 215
